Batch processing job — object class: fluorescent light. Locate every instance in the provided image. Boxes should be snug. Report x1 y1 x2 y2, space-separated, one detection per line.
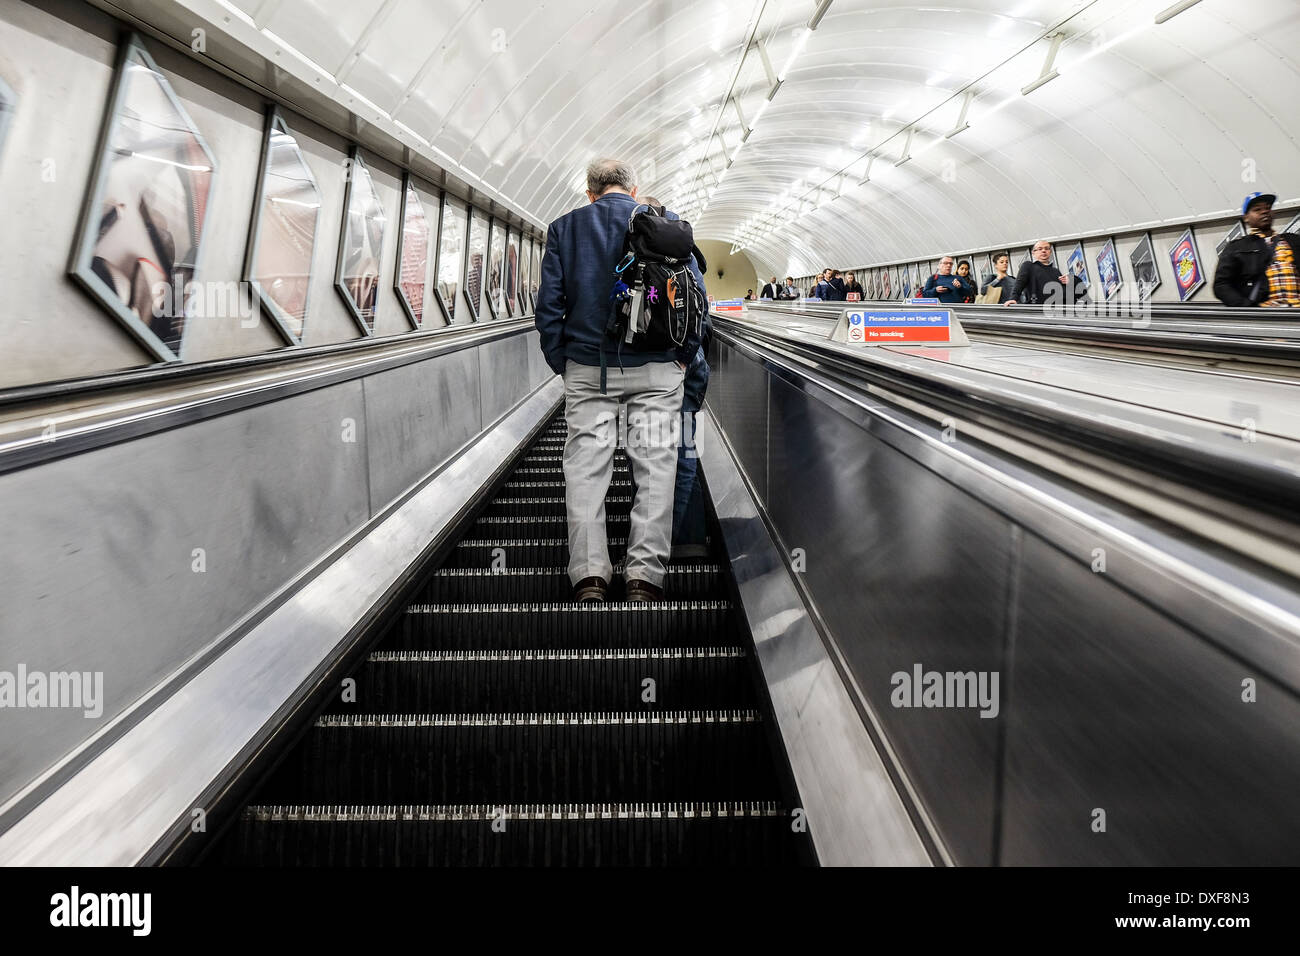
1155 0 1203 23
807 0 833 30
1020 70 1059 95
778 28 811 81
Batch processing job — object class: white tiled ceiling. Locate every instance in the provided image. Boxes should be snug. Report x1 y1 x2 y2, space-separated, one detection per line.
190 0 1300 275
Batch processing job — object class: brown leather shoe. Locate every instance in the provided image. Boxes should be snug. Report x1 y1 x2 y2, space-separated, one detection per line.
624 579 664 602
573 576 607 602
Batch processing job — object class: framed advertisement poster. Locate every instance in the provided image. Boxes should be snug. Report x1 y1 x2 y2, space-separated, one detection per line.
881 268 892 299
435 194 467 325
1216 221 1245 256
530 241 541 308
1095 238 1123 301
901 267 912 300
464 209 489 321
1168 228 1205 301
1130 232 1161 301
394 172 435 329
244 107 320 344
486 217 506 320
505 227 520 317
1283 212 1300 237
335 147 386 334
70 34 217 362
0 72 15 160
1064 242 1089 291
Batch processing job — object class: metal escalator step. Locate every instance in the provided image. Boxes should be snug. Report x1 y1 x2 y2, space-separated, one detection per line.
511 466 628 478
254 710 777 804
484 496 632 518
419 565 723 602
471 515 630 538
394 601 737 649
325 646 753 712
445 538 627 568
503 480 633 492
224 801 801 866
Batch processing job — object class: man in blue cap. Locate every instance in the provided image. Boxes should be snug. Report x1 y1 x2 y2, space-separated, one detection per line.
1213 192 1300 308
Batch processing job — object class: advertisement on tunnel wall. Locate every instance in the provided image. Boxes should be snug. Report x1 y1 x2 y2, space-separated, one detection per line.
0 72 14 161
1095 238 1122 301
1065 243 1089 290
71 37 217 362
1168 229 1204 302
1130 233 1161 302
247 109 320 343
1216 220 1245 256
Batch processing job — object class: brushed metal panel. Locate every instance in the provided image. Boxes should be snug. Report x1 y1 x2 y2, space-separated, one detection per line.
362 346 481 513
0 380 563 865
763 371 1012 866
524 330 554 389
704 344 769 501
478 333 531 427
0 379 371 809
1001 534 1300 865
696 411 930 866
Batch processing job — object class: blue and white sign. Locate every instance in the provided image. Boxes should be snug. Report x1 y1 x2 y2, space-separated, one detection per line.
839 308 962 345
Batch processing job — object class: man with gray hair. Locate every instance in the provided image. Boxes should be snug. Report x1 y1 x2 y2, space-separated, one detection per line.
535 158 706 602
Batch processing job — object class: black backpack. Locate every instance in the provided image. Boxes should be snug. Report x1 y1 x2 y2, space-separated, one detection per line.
607 204 707 357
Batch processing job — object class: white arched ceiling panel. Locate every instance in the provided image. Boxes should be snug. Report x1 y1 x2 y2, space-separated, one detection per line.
202 0 1297 274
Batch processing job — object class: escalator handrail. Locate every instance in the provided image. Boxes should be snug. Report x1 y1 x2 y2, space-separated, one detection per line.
711 315 1300 518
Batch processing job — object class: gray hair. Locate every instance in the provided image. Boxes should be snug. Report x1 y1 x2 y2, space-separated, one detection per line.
586 158 636 195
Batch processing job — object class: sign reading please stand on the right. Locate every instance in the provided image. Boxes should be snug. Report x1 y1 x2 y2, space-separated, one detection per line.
830 308 970 347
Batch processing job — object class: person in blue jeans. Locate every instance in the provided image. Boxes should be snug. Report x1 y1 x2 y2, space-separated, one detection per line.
624 329 711 557
671 343 711 555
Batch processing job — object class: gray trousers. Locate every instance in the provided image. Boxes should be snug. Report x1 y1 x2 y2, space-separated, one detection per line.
562 359 685 587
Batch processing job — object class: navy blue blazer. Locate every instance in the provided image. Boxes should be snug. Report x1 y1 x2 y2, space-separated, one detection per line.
535 191 707 375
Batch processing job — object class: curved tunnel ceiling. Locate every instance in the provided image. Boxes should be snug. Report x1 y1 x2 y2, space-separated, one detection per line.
205 0 1299 278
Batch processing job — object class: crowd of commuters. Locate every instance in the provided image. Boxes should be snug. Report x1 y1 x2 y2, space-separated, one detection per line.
766 193 1297 310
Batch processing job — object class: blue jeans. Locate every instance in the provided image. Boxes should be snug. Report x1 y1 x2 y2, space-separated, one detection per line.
672 348 710 545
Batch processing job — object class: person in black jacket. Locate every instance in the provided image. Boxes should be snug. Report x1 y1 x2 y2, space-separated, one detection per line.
842 272 864 298
759 276 780 299
1007 240 1085 306
980 252 1016 304
1214 192 1300 308
955 260 977 303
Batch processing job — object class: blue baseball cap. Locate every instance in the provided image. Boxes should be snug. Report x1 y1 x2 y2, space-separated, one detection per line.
1242 192 1276 216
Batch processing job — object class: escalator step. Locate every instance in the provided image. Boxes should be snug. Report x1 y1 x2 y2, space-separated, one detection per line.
225 801 801 866
394 601 737 649
470 515 630 538
503 480 633 492
255 711 778 804
327 646 753 712
419 566 723 602
485 496 632 518
445 538 627 568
